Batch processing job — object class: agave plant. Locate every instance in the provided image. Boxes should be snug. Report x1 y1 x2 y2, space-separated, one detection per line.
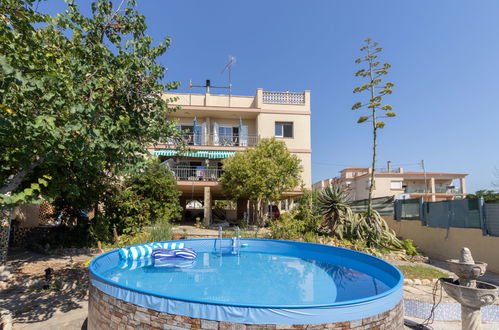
316 185 402 250
316 185 353 239
361 210 403 250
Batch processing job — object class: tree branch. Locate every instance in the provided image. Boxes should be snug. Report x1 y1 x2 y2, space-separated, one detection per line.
0 157 43 195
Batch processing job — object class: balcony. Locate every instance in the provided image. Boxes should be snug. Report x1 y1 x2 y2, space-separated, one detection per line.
405 187 463 194
172 166 222 182
262 91 305 105
159 134 260 147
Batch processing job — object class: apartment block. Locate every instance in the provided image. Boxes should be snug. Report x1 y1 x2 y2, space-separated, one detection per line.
151 88 312 224
314 163 467 202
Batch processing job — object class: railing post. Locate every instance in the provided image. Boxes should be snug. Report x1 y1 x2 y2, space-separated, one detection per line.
419 197 425 225
478 197 487 235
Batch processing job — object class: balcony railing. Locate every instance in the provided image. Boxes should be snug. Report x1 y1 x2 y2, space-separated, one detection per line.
172 166 222 181
262 91 305 105
405 187 463 194
159 134 259 147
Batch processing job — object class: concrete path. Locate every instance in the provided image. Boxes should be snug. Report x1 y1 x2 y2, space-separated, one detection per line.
13 305 87 330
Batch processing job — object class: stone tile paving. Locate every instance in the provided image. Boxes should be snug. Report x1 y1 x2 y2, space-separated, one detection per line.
404 316 498 330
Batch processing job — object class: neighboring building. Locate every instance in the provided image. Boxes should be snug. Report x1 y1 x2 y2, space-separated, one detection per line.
313 162 467 202
151 88 312 224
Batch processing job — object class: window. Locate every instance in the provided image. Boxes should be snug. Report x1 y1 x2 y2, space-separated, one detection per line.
218 126 239 146
275 122 293 138
219 126 236 138
390 181 403 189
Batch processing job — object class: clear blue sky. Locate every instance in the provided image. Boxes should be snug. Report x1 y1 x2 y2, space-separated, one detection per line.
40 0 499 192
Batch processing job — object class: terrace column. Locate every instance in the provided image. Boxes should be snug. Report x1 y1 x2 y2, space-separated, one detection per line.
203 187 212 227
430 177 436 202
460 177 467 195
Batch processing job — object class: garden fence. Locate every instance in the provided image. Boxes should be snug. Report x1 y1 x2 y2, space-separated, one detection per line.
484 203 499 237
349 196 394 216
393 197 499 237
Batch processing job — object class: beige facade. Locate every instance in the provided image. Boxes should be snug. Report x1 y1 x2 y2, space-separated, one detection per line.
314 165 467 202
153 89 312 224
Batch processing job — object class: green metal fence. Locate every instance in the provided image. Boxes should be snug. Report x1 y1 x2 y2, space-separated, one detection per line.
392 197 499 237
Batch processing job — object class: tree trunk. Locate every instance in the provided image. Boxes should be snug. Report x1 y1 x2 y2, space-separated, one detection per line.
0 157 43 195
0 209 12 265
248 200 255 225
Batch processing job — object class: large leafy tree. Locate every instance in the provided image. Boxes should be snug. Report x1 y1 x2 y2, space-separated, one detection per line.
352 38 395 215
221 138 302 224
0 0 179 262
0 0 179 205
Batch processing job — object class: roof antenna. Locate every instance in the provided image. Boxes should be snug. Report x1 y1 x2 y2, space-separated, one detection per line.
222 56 236 106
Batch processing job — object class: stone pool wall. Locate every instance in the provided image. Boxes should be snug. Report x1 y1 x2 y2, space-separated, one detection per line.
88 285 404 329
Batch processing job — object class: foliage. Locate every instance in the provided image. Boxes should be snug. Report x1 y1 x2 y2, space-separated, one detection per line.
358 210 401 249
269 212 307 240
352 38 395 214
221 138 302 223
401 239 419 256
0 0 179 209
316 185 353 238
103 161 181 237
270 190 323 241
145 220 172 243
272 184 403 252
467 190 499 203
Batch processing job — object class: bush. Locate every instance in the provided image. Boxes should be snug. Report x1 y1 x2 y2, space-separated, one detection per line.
103 160 182 238
147 220 172 242
401 239 419 256
270 190 322 241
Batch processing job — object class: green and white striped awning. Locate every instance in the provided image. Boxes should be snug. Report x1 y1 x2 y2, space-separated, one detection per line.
153 149 236 159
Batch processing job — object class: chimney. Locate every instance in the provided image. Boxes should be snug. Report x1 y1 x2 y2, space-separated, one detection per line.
387 161 392 173
206 79 211 94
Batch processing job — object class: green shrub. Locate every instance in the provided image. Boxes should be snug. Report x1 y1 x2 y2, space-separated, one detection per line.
104 160 182 236
146 220 172 242
401 239 419 256
270 212 304 240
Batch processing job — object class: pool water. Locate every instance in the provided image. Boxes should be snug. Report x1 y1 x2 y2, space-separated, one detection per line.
101 251 390 306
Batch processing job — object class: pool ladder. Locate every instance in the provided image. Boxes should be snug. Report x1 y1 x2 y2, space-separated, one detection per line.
218 226 241 255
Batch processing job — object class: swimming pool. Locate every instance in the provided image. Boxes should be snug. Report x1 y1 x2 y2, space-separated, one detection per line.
89 239 404 328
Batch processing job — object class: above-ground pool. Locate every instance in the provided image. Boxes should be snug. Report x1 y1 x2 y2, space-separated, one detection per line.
89 239 404 329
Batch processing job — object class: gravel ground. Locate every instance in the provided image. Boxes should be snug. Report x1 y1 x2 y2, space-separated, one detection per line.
0 248 98 329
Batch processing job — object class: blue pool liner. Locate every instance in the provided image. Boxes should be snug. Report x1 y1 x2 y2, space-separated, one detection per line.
90 239 403 325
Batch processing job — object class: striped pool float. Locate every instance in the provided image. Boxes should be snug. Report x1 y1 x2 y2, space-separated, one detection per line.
119 242 186 260
118 257 153 270
152 248 197 261
154 259 196 268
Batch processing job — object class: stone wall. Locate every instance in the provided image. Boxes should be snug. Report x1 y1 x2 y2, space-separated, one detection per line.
88 285 404 330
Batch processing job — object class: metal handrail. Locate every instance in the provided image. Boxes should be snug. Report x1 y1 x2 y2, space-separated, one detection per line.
172 166 222 181
159 134 259 147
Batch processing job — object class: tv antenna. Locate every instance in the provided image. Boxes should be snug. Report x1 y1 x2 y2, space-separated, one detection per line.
188 56 236 106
